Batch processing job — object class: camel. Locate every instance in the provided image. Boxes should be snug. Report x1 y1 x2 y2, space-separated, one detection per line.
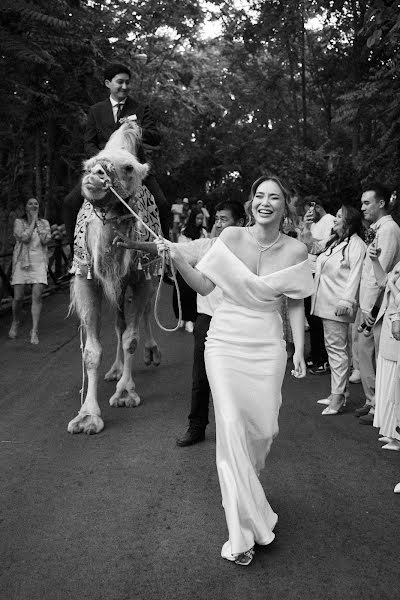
67 120 162 435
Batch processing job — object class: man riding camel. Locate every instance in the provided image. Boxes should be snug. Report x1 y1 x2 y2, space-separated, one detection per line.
62 62 170 267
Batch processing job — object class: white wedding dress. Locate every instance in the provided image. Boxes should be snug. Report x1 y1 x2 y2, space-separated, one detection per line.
196 238 314 558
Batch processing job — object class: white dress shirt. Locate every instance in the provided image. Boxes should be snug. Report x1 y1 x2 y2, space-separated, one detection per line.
360 215 400 313
110 97 126 123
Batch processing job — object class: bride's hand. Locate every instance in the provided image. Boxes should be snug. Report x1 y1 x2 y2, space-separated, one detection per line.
155 238 182 262
291 352 306 378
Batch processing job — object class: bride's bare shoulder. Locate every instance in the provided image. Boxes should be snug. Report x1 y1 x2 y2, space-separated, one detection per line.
281 234 308 263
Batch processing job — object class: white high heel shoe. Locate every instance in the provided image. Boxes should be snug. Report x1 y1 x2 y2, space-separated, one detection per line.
382 440 400 451
379 436 392 444
321 394 347 415
394 482 400 493
317 397 331 405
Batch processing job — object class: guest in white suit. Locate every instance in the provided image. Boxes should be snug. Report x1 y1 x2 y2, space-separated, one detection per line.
304 205 366 414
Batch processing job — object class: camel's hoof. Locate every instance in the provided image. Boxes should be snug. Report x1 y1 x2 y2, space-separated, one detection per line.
144 345 161 367
109 389 141 408
67 413 104 435
104 365 123 381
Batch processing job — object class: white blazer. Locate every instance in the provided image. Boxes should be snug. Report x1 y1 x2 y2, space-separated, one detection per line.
311 234 366 323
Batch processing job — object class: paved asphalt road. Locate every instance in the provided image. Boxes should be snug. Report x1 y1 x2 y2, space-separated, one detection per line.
0 286 399 600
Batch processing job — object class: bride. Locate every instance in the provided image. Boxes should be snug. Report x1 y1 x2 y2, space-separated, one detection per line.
156 175 314 565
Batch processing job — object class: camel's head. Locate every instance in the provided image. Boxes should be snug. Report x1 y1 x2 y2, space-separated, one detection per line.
81 149 149 208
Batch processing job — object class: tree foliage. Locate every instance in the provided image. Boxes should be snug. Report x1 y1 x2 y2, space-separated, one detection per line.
1 0 399 252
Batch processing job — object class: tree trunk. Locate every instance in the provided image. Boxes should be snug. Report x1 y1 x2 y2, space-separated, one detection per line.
285 38 300 145
35 131 42 202
300 5 308 146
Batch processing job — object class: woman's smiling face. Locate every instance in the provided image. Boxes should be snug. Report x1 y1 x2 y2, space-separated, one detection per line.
333 207 344 236
251 180 285 226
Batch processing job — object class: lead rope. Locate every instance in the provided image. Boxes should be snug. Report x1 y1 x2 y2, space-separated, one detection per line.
107 184 182 332
79 323 86 406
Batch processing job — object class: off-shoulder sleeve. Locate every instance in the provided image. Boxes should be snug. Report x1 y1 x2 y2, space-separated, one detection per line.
267 259 315 299
195 238 223 285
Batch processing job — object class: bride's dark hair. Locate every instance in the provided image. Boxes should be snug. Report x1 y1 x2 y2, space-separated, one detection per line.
245 175 292 228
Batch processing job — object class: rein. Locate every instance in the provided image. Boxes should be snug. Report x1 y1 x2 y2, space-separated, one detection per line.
103 184 183 333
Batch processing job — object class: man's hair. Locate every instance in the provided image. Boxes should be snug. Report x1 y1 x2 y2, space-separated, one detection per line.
215 200 246 223
104 63 131 82
362 181 392 208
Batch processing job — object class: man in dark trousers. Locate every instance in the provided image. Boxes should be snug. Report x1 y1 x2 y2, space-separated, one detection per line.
63 62 170 249
174 200 246 446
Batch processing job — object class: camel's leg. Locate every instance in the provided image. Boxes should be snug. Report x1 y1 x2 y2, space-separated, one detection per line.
109 278 152 408
104 286 127 382
142 284 162 367
68 279 104 434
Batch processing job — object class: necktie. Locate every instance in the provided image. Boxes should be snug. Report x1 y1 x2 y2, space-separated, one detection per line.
116 102 124 122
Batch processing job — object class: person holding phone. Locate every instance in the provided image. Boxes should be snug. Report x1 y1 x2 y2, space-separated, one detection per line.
300 198 335 374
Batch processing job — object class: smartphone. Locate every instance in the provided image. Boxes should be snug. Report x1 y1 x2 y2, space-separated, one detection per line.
309 201 316 214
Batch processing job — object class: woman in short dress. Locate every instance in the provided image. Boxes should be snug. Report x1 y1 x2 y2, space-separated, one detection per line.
9 197 51 344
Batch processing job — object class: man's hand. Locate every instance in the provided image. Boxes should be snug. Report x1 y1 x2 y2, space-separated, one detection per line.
368 244 381 262
362 311 376 327
335 304 352 317
392 319 400 341
388 269 400 286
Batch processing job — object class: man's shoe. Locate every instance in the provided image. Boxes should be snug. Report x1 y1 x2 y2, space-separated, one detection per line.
306 356 314 368
349 369 361 384
354 404 371 417
309 361 330 375
176 428 205 447
359 413 374 425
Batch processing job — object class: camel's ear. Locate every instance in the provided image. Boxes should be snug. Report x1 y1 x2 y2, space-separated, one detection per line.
139 162 150 182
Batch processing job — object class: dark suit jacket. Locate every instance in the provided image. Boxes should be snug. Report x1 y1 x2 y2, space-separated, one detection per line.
84 96 161 159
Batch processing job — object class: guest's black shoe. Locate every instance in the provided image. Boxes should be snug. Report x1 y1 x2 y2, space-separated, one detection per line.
176 428 205 447
359 413 374 425
309 361 330 375
354 404 371 417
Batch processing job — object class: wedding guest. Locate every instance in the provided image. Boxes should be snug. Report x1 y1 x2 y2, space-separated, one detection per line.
355 183 400 424
305 205 366 414
349 324 361 383
300 198 335 374
173 207 208 333
156 175 313 566
368 244 400 449
196 200 210 230
8 198 51 344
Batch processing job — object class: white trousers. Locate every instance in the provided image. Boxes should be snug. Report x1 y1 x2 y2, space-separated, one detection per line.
356 308 382 408
322 319 351 395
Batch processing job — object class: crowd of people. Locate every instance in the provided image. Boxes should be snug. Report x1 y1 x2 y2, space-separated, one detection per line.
5 60 400 568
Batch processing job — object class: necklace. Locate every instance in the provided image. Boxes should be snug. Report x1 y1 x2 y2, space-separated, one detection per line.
246 227 281 275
